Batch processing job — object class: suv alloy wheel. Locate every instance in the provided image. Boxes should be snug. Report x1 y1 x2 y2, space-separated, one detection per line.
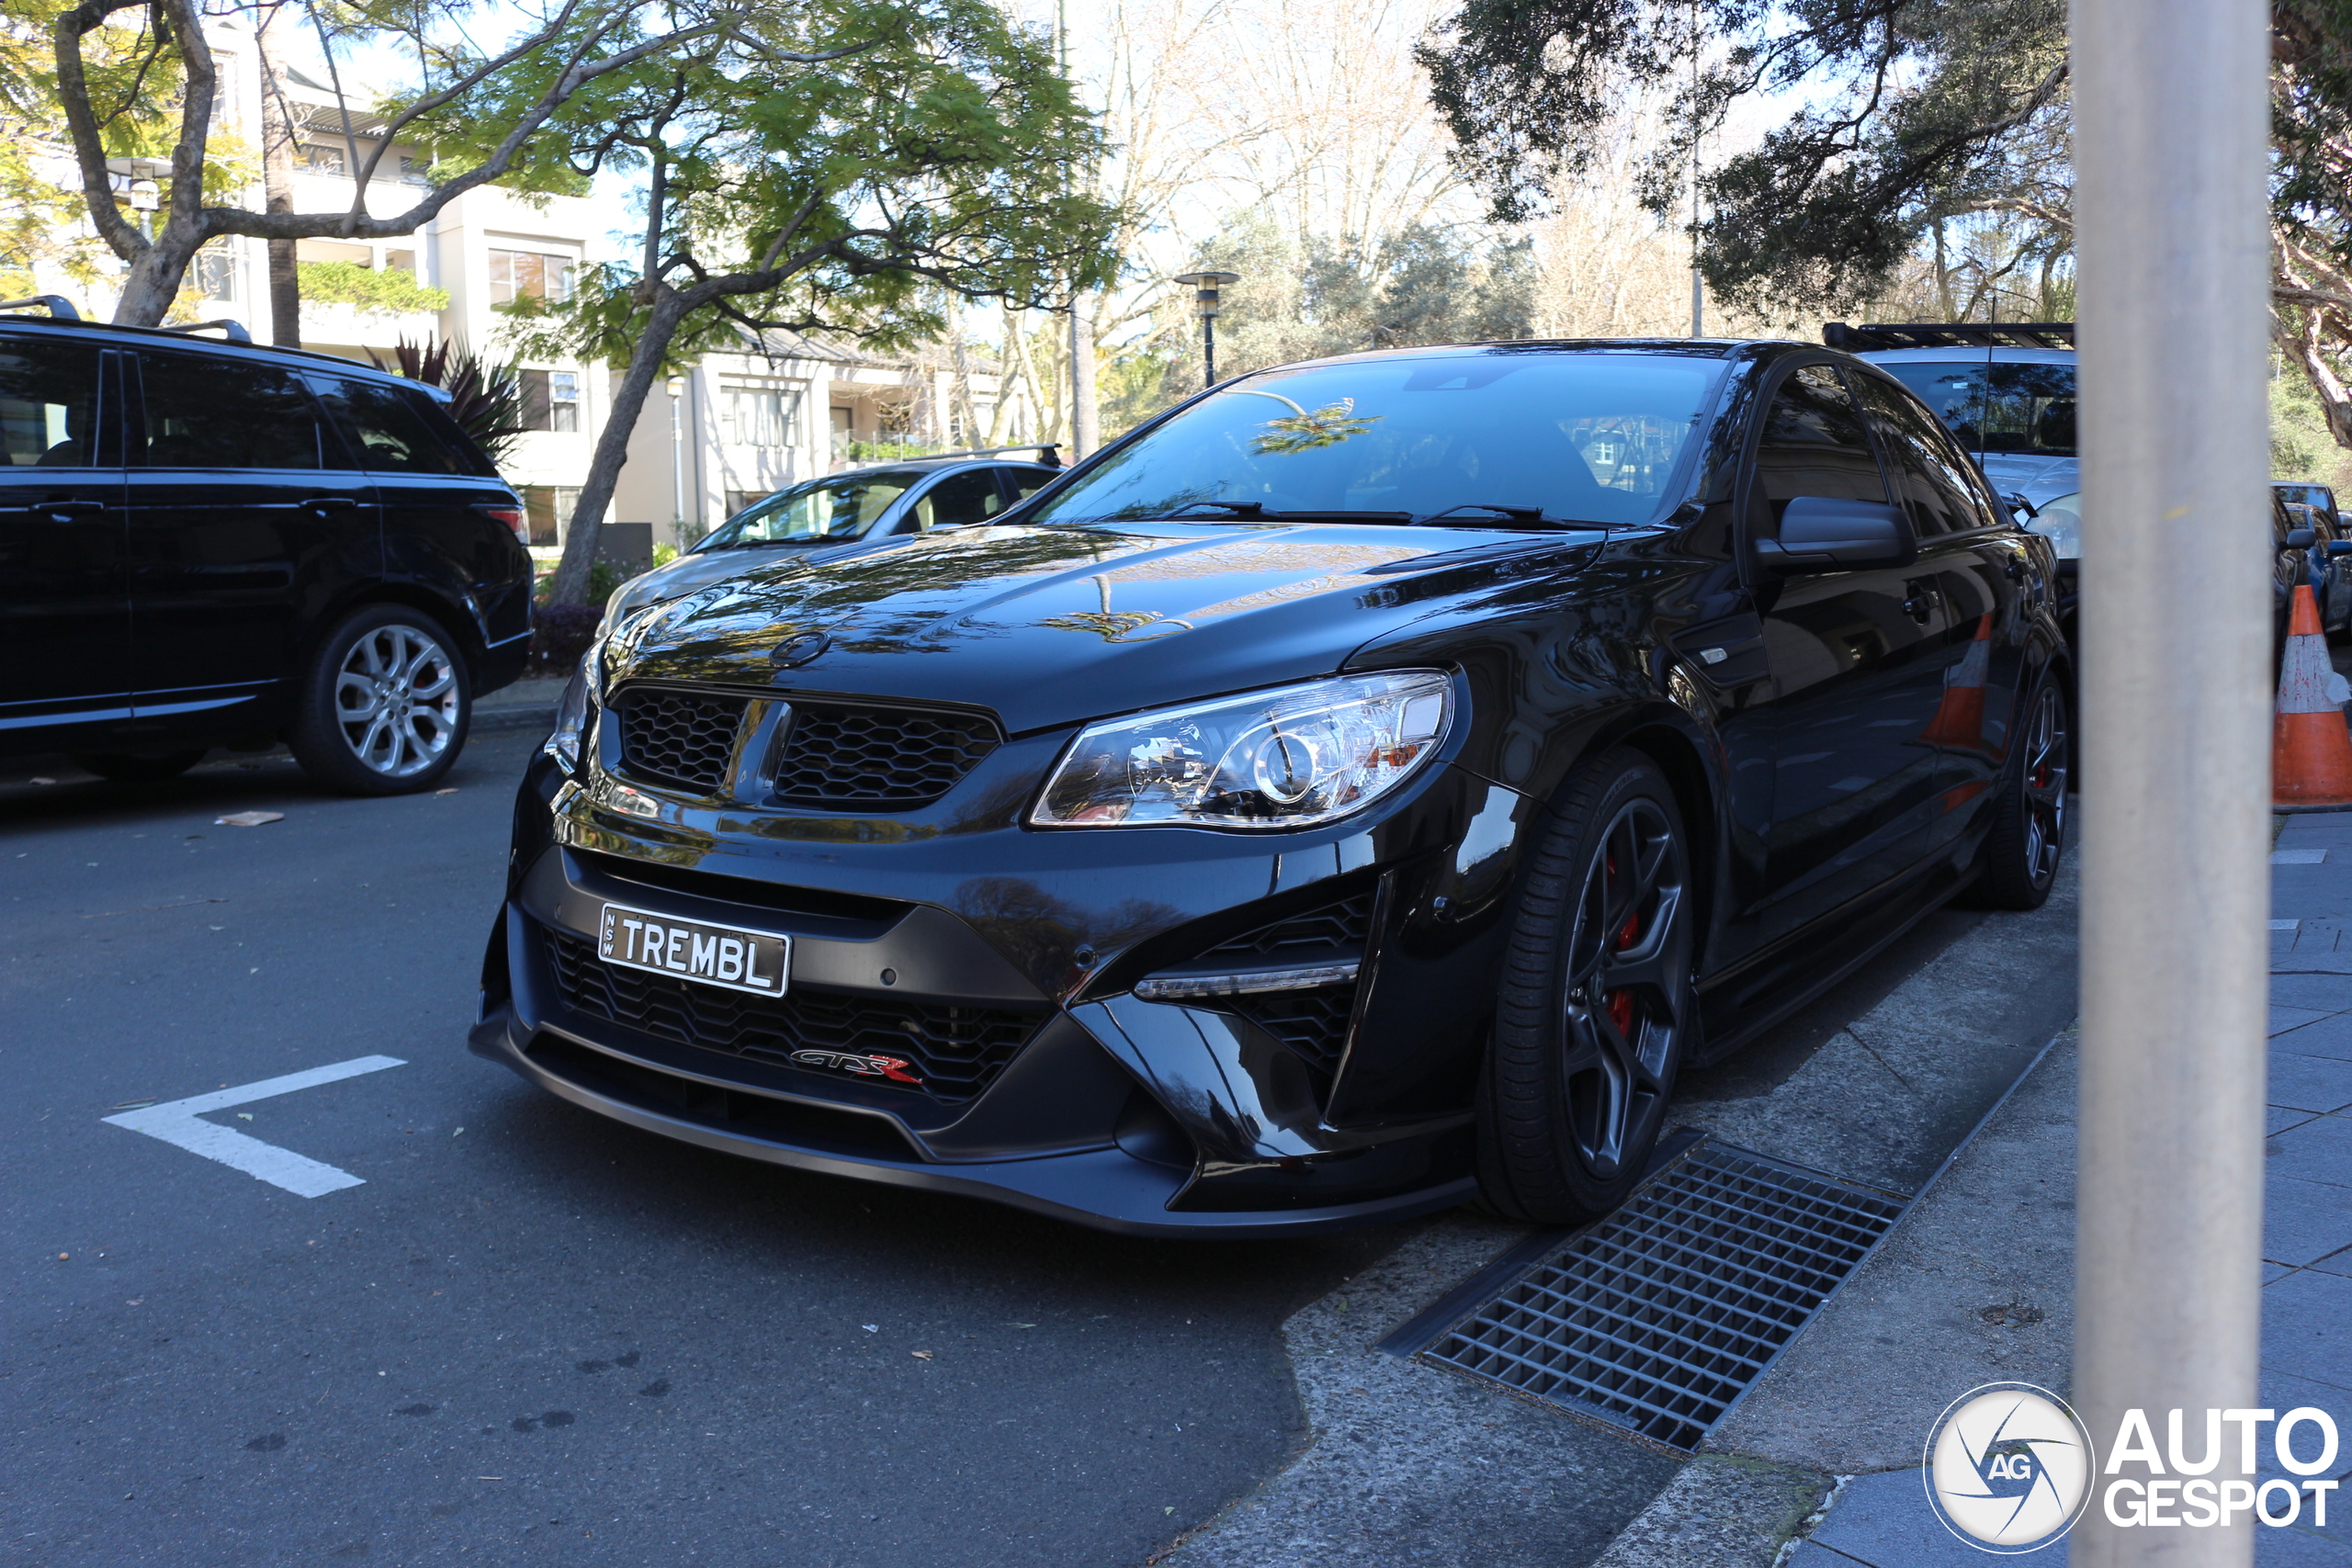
288 604 471 795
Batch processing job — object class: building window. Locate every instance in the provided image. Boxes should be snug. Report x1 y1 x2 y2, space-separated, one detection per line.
191 240 238 302
518 369 582 433
303 143 346 175
521 485 580 545
721 385 799 449
489 250 574 306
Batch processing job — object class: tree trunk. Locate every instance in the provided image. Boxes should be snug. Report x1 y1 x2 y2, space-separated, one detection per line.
547 291 690 607
112 218 207 325
258 9 301 347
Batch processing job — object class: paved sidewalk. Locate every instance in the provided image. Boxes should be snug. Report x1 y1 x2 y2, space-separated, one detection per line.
1595 823 2352 1566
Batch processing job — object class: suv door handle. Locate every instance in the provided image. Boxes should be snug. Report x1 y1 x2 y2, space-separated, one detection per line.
1900 584 1939 623
301 495 359 513
0 498 104 519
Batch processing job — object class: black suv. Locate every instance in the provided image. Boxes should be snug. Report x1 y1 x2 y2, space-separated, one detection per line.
0 299 530 792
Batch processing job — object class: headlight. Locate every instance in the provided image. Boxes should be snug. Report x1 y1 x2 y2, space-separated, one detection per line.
1030 671 1453 830
544 650 594 771
2025 494 2080 559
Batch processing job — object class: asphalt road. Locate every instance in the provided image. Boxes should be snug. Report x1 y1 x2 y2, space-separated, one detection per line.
3 731 1416 1568
1 731 2058 1568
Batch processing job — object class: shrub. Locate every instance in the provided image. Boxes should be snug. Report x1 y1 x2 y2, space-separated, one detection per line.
298 261 450 315
530 603 603 675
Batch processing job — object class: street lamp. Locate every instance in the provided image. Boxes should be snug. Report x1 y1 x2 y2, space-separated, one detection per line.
1173 270 1240 387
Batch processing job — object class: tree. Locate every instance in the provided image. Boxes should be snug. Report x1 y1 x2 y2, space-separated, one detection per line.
495 0 1116 607
1418 0 2072 321
2273 0 2352 447
37 0 724 324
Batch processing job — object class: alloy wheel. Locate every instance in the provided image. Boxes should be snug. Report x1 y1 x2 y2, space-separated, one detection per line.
334 622 459 779
2019 682 2068 887
1558 796 1690 1179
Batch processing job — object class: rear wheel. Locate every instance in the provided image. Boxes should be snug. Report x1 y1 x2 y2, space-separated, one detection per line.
69 750 207 783
288 604 470 795
1962 673 2069 911
1475 750 1695 1226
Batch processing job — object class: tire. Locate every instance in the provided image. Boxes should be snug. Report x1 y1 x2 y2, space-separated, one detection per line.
1475 749 1696 1226
69 750 208 783
287 604 471 795
1962 672 2070 911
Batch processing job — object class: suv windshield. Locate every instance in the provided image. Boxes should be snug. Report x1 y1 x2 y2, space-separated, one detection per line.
1028 352 1727 528
1877 361 2077 457
699 468 926 548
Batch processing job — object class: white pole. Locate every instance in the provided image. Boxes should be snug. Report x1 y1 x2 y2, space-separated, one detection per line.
2072 0 2270 1561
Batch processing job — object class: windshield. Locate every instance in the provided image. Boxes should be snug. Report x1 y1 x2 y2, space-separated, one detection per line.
698 468 926 548
1027 352 1727 528
1879 360 2077 458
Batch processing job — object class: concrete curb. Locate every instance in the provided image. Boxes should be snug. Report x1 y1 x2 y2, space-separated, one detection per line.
1587 1454 1837 1568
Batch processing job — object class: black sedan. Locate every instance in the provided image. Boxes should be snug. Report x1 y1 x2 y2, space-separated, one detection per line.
472 340 2068 1235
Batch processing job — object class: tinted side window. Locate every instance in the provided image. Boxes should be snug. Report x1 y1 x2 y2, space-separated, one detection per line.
1754 365 1889 526
0 338 103 468
311 377 482 475
140 353 321 469
1852 375 1983 536
1877 360 1987 450
909 468 1005 530
1008 468 1053 501
1983 363 2075 457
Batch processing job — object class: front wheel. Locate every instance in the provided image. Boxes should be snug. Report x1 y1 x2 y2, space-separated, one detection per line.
288 604 470 795
1475 750 1695 1226
1962 673 2070 910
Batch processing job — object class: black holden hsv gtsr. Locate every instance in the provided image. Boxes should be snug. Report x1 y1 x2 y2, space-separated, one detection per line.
471 340 2069 1236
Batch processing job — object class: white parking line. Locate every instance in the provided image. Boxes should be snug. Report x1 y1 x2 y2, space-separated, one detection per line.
2272 919 2303 932
2273 848 2330 864
101 1055 406 1197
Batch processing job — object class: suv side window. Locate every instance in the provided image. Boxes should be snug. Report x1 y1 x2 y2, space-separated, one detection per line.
908 468 1006 530
1 339 104 468
139 353 322 469
1851 374 1982 535
1006 468 1053 502
311 376 485 475
1753 364 1889 534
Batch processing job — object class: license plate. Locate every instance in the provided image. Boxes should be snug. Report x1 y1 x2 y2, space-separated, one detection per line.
596 903 790 998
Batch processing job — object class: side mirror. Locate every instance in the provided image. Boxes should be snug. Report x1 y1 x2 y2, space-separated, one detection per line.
1754 497 1912 570
2288 527 2318 550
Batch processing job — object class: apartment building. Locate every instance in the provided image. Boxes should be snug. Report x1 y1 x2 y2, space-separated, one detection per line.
27 14 1037 553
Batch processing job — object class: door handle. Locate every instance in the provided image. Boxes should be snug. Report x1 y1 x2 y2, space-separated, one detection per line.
0 498 104 520
301 495 360 513
1900 586 1939 623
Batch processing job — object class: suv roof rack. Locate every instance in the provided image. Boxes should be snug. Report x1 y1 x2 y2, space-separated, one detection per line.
1823 321 2075 352
0 295 83 321
160 318 252 343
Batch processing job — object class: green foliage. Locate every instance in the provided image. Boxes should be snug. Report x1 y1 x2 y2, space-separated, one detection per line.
1419 0 2071 316
842 437 944 461
1142 210 1536 409
298 260 452 314
2277 366 2351 484
369 337 527 467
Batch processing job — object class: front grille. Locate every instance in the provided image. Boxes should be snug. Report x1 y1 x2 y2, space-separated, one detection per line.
541 930 1038 1102
1202 892 1374 961
617 688 749 794
1414 1144 1905 1450
771 704 1001 807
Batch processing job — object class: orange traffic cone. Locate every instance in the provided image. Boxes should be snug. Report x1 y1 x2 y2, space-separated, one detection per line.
1920 614 1994 750
2273 582 2352 807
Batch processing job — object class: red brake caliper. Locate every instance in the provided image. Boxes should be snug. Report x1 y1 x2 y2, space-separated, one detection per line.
1606 903 1640 1036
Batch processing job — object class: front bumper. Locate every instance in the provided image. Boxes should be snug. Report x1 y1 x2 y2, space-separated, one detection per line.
469 741 1539 1235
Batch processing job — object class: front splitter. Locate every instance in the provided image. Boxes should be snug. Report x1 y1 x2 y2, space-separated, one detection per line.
469 1007 1476 1238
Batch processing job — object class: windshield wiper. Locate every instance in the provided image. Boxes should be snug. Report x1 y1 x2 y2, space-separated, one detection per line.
1418 504 1581 529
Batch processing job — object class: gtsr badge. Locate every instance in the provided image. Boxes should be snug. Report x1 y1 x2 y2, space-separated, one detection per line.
1923 1382 2097 1552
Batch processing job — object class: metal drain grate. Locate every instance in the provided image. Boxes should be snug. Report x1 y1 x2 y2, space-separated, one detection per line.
1410 1142 1905 1450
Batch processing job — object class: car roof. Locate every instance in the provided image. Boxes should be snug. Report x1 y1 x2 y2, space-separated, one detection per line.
0 310 435 395
831 457 1056 476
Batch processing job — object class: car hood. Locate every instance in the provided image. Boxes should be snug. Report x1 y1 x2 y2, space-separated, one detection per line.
605 521 1605 733
1976 453 2078 508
